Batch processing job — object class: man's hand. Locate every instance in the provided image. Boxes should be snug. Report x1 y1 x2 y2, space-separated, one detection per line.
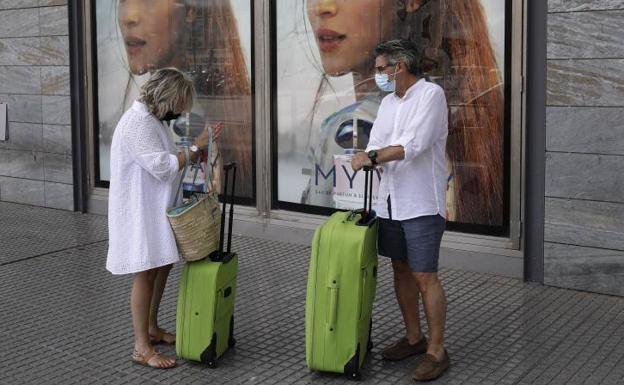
351 151 372 171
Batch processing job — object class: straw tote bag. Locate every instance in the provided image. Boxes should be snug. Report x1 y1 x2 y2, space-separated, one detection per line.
166 128 221 262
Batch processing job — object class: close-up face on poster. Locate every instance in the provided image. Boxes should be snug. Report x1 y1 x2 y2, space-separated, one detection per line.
276 0 509 233
95 0 254 199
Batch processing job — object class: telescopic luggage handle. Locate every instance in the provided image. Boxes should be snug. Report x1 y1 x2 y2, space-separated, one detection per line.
355 166 376 227
362 166 374 213
210 162 237 263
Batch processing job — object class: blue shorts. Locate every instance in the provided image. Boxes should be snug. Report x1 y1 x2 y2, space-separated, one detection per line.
377 214 446 273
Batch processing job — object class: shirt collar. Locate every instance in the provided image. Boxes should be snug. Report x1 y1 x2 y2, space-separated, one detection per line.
131 100 151 116
393 78 426 101
132 100 149 112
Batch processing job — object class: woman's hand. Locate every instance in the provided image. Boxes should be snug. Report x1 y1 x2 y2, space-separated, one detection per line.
195 127 210 149
212 122 224 141
202 121 224 142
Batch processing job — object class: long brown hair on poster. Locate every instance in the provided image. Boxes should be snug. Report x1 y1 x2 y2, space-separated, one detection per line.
398 0 505 226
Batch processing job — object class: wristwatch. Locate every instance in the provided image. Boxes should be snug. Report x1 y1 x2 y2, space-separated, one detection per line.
189 144 200 154
367 150 378 166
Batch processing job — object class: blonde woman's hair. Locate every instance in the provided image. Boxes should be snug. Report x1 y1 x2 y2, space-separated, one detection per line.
139 68 195 119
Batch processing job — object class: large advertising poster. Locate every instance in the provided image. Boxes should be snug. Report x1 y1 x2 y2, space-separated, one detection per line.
276 0 508 231
95 0 254 199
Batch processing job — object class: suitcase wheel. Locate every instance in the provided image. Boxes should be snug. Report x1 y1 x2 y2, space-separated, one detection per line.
201 333 218 369
348 370 361 381
228 337 236 348
344 344 361 381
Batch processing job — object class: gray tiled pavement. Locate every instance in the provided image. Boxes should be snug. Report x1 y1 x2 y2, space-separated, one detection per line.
1 201 623 384
0 202 108 265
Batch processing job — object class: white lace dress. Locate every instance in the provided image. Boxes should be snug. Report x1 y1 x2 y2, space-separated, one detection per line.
106 101 183 275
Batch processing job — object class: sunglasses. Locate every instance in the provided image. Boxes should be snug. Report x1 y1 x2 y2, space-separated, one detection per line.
375 62 397 73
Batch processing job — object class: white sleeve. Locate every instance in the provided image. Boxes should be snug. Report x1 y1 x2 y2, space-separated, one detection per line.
365 100 386 152
121 118 180 183
365 121 384 152
391 87 448 162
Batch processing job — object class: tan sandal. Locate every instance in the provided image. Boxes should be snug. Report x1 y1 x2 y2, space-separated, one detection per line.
149 328 176 346
132 349 176 369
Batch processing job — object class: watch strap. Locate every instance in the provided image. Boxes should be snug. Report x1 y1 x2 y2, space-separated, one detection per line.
368 150 378 165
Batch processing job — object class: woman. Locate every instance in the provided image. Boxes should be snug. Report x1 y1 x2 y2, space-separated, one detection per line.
306 0 504 226
112 0 253 198
106 68 213 369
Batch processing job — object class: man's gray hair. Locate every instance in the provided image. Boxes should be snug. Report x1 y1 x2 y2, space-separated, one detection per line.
374 39 423 76
139 68 195 119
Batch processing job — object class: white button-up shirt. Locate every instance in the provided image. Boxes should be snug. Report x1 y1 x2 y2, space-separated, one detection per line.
366 78 448 221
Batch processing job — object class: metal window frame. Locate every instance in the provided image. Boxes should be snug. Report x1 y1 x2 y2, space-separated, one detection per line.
524 0 547 282
68 0 89 212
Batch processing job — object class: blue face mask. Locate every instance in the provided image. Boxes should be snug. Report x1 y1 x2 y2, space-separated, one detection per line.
375 65 399 92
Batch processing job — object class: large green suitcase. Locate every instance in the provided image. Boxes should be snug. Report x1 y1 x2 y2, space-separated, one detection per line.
176 163 238 368
306 169 378 380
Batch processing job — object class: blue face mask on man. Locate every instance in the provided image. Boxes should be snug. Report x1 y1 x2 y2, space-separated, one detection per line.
375 64 401 93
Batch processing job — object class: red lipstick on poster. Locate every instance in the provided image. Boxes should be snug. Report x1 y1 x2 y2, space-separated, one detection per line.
315 28 346 52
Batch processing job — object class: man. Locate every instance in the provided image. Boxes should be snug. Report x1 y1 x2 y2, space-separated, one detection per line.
351 40 450 381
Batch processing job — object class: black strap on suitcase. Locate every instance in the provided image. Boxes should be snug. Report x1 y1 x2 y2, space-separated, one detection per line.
209 162 237 263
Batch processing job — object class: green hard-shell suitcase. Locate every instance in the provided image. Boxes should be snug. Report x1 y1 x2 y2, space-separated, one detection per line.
306 168 378 380
176 162 238 368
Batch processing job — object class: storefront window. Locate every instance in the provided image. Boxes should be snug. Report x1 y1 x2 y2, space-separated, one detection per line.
275 0 510 234
94 0 254 201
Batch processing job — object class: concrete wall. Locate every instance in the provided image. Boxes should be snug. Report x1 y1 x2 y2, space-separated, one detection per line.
545 0 624 296
0 0 72 210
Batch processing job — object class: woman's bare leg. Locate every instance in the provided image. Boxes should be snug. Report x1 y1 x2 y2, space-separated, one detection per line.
148 264 175 342
131 269 175 368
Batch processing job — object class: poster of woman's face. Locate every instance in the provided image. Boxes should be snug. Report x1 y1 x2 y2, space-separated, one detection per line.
276 0 508 230
95 0 254 199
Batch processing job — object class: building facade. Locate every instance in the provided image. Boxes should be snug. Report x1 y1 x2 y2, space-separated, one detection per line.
0 0 622 296
0 0 72 210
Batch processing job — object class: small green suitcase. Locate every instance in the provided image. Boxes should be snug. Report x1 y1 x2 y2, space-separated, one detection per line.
306 168 378 380
176 163 238 368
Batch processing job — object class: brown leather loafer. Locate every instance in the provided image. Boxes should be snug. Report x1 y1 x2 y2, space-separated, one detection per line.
381 336 428 361
412 349 450 381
